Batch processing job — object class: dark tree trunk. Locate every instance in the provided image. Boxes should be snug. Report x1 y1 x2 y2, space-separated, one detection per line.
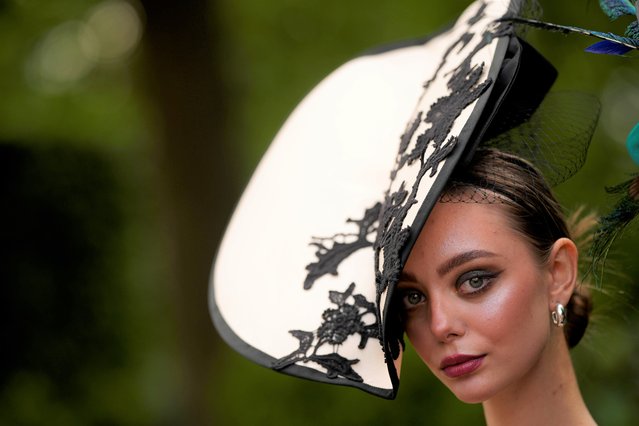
139 0 238 423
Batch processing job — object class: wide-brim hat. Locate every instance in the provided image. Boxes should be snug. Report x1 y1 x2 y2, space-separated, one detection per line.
209 0 560 399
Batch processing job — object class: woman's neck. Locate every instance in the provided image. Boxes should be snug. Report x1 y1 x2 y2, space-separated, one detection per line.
482 333 596 426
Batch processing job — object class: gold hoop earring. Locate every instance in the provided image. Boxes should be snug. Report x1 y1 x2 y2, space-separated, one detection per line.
551 303 567 327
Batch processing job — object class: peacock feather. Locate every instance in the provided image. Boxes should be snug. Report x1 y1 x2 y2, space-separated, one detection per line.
589 175 639 281
505 16 639 54
503 0 639 55
598 0 638 21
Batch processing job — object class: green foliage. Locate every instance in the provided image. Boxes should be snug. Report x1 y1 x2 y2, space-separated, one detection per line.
0 0 146 149
0 142 145 424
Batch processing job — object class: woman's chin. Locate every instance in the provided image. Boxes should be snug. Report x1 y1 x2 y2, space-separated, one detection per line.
445 379 495 404
452 391 488 404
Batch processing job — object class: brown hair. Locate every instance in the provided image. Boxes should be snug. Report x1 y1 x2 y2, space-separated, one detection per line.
443 149 593 348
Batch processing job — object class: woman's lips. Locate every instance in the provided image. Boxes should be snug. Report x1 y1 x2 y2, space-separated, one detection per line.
440 354 486 378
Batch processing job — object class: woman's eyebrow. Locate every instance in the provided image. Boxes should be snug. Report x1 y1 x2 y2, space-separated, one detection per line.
436 250 497 276
398 270 418 284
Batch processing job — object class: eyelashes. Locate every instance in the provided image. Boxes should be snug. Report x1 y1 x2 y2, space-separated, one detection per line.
398 269 502 310
456 270 500 296
401 289 426 309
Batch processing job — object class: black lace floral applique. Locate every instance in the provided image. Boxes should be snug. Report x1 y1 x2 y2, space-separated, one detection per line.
375 3 512 360
278 0 513 381
467 1 488 25
304 203 381 289
272 283 378 382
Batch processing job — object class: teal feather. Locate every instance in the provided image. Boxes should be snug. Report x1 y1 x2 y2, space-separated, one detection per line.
626 122 639 166
599 0 637 21
625 19 639 38
585 28 639 47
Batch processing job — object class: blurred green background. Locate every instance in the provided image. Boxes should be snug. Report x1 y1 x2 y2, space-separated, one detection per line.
1 0 638 424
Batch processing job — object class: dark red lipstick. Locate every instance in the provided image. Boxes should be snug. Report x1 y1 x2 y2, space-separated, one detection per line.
440 354 485 378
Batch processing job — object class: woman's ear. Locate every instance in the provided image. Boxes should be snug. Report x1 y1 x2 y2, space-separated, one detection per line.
546 237 579 309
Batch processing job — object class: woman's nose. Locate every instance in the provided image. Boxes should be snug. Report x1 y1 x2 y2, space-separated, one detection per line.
429 296 465 343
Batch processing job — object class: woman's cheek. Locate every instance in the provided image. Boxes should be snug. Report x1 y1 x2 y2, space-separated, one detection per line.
479 274 549 354
404 313 438 369
475 282 520 341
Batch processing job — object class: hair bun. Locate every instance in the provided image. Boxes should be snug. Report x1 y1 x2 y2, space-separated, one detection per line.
564 286 593 348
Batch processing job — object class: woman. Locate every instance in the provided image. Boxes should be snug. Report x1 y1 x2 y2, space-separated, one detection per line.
211 0 605 420
398 149 596 424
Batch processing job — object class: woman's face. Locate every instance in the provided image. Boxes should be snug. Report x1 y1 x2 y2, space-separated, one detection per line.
399 200 555 403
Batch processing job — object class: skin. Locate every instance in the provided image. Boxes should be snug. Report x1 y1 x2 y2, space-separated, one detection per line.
399 200 596 426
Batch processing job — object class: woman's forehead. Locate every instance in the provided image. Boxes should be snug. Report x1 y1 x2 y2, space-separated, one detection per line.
406 201 523 269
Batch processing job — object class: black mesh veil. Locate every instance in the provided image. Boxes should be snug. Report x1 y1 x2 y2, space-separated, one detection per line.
441 90 601 204
483 91 600 187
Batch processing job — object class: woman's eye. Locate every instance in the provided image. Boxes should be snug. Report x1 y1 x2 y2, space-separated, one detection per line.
468 276 484 289
457 271 497 295
402 290 425 307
